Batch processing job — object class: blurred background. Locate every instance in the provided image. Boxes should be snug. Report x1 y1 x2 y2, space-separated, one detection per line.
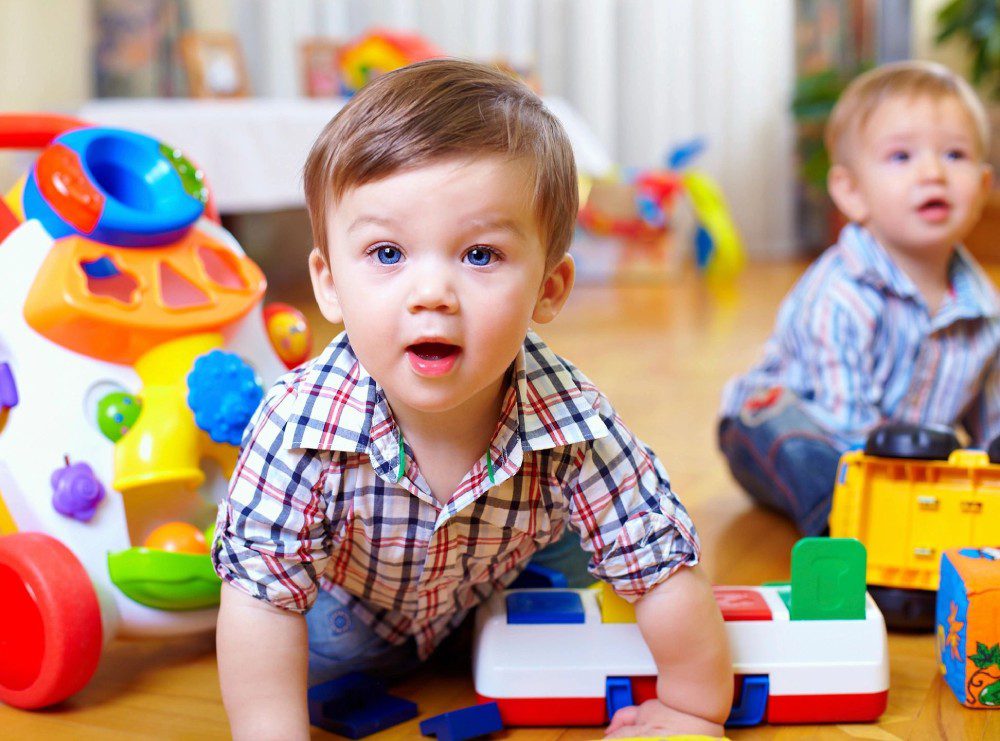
2 0 998 289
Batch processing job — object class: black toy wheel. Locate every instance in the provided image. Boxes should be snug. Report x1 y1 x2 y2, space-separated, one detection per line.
988 434 1000 464
868 586 937 632
864 423 960 461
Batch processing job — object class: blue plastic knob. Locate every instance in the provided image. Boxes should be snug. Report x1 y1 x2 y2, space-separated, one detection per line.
187 350 263 446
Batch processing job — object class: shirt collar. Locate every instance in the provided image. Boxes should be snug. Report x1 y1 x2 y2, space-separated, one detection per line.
837 223 1000 321
282 329 610 455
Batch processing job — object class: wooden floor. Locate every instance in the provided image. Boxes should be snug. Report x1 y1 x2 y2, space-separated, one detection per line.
4 261 997 740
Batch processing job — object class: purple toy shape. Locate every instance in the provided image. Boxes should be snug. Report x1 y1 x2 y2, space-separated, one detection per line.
51 458 105 522
0 362 17 408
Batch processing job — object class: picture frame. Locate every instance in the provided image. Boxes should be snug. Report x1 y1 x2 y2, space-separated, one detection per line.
300 37 342 98
179 31 250 98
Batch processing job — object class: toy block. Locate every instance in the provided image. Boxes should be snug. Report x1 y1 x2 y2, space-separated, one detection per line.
506 590 584 624
937 548 1000 708
790 537 866 620
509 562 568 589
419 701 503 741
598 581 636 623
308 672 418 738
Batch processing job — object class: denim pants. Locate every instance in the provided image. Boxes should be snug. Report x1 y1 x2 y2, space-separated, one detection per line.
306 586 422 687
718 388 845 536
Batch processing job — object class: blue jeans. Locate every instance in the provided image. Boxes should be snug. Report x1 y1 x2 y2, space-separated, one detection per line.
528 527 594 588
718 389 845 536
306 586 422 687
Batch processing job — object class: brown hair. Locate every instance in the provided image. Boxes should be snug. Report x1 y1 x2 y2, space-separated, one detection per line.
825 60 990 166
303 59 578 269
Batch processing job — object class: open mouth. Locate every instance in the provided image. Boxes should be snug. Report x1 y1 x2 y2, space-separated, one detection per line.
917 198 951 222
406 341 461 376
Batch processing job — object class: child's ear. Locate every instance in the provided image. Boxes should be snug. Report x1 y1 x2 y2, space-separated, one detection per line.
981 163 994 194
827 164 869 224
532 254 575 324
308 247 344 325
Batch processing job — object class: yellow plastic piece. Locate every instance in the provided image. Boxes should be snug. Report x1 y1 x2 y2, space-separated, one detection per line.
4 175 25 220
114 333 238 495
830 447 1000 591
598 580 637 623
680 170 745 281
0 488 17 535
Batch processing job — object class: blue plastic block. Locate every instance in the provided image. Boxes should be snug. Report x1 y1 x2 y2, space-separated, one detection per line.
605 676 634 721
509 562 569 589
726 674 768 727
506 590 585 624
419 702 503 741
308 672 418 739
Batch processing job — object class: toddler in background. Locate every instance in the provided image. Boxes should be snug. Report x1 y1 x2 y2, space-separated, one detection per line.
719 60 999 535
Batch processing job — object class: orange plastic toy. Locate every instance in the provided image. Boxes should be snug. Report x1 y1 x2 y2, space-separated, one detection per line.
143 522 210 555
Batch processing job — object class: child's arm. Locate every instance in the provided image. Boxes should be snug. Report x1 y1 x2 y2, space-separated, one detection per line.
606 566 732 738
217 584 310 740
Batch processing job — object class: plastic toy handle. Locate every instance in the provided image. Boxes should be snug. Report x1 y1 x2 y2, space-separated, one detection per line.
0 113 88 150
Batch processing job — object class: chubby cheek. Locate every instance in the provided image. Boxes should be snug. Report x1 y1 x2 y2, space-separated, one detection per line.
465 289 537 361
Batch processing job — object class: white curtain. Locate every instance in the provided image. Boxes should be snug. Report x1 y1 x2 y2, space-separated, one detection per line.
231 0 796 258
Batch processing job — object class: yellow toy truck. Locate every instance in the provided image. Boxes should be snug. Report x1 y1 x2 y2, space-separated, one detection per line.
830 423 1000 630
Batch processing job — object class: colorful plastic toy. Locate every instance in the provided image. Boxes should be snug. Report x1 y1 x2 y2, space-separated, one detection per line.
263 302 313 369
577 140 745 280
338 29 444 94
308 672 418 739
0 113 311 709
473 538 888 728
937 547 1000 708
830 423 1000 630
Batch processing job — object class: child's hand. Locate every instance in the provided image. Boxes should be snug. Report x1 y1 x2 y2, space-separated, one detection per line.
605 698 725 738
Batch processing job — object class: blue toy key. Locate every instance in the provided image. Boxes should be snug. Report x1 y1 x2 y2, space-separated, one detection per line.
419 702 503 741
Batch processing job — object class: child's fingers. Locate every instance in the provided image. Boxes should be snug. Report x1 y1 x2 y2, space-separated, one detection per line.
605 704 640 735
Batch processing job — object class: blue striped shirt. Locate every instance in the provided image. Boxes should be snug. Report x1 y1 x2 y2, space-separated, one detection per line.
720 224 1000 448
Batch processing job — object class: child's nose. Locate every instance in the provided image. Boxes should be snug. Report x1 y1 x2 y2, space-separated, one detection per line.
406 265 458 314
918 152 946 181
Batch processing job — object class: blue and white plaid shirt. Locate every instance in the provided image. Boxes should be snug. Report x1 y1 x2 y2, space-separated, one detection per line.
721 224 1000 447
214 330 699 658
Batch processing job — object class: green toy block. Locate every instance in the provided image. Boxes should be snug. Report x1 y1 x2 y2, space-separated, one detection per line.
789 537 866 620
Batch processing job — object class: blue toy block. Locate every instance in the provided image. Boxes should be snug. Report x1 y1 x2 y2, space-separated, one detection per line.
308 672 418 739
605 676 634 720
419 702 503 741
506 590 585 624
725 674 768 727
509 562 569 589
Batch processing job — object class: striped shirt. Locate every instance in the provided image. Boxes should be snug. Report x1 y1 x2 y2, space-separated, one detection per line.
720 224 1000 448
214 329 699 658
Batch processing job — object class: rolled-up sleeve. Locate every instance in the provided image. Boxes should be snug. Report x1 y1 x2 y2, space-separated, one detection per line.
565 402 700 602
212 379 331 613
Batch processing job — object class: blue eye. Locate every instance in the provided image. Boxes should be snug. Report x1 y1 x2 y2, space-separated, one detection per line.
888 151 909 163
375 246 401 265
945 149 967 161
465 247 495 267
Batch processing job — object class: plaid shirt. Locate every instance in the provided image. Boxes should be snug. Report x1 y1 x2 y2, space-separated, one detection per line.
721 224 1000 448
214 330 699 658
